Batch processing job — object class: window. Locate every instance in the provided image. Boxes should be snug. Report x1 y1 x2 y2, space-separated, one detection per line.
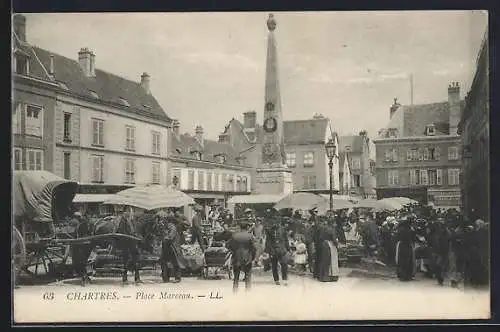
152 131 161 155
125 126 135 151
151 162 161 184
448 168 460 185
15 55 28 75
409 169 417 185
385 148 398 162
448 146 459 160
91 155 104 183
407 148 419 161
216 154 226 164
124 158 136 184
63 152 71 179
92 118 104 146
214 173 220 191
420 169 428 185
303 175 316 189
26 149 43 170
423 148 430 161
207 172 213 191
303 152 314 167
352 157 361 169
12 103 22 134
286 152 296 168
428 169 437 185
188 170 195 190
429 147 440 161
25 105 43 137
436 169 443 185
434 147 441 160
426 124 435 136
388 170 399 186
198 171 205 190
353 175 361 187
63 113 72 142
13 148 22 170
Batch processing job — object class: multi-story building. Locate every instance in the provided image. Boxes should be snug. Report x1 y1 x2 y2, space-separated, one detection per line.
338 151 353 196
12 15 172 205
218 112 340 194
373 83 464 209
338 132 376 198
167 121 252 217
458 30 489 221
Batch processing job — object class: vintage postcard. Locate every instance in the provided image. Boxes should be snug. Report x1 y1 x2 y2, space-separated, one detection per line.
12 11 490 324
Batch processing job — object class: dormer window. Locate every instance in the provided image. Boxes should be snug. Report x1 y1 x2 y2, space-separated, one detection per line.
15 54 29 75
118 97 130 107
143 104 152 109
426 124 435 136
89 90 99 99
215 154 227 164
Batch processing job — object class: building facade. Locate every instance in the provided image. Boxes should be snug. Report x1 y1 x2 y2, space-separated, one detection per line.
458 31 489 221
338 132 376 198
218 112 340 194
167 121 252 217
12 15 172 197
373 84 464 209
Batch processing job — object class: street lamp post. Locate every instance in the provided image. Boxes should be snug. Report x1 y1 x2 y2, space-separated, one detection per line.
325 138 337 213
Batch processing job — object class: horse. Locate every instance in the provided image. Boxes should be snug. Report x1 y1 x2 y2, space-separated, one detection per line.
73 212 162 285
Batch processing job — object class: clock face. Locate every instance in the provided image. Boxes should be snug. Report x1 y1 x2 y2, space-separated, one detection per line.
265 102 275 112
263 117 277 133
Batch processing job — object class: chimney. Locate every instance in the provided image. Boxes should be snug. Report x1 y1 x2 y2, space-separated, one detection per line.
13 14 26 42
78 48 94 77
49 54 55 76
140 72 150 94
243 111 257 128
195 125 204 146
448 82 461 135
390 97 400 119
172 119 180 137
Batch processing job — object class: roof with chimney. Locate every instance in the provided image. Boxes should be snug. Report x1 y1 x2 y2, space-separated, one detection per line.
170 132 243 166
378 100 464 138
12 27 170 123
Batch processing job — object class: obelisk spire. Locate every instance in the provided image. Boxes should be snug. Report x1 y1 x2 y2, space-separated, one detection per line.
262 13 286 166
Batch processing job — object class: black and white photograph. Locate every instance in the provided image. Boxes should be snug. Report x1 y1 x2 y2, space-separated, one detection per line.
11 11 490 323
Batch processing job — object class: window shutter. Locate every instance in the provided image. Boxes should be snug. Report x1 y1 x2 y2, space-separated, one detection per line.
384 149 390 161
409 169 416 185
434 147 441 160
436 169 442 185
407 149 412 161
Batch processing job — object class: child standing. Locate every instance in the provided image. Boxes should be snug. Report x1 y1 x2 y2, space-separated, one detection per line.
294 237 308 274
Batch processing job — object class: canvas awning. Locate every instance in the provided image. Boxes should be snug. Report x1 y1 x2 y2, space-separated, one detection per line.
103 185 195 210
73 194 117 203
227 194 287 205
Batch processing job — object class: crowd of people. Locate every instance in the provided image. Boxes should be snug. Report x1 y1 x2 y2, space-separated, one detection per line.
63 202 489 292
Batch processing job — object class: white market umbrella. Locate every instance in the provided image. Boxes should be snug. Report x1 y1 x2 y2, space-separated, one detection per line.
274 192 328 211
103 184 195 211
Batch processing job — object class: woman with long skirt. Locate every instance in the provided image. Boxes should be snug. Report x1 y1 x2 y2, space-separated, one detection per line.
395 217 417 281
318 219 340 282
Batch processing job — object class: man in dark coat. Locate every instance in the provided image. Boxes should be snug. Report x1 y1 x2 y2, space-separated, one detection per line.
191 205 205 250
308 207 322 278
71 212 94 286
160 210 186 283
428 218 450 285
265 209 291 285
227 221 256 292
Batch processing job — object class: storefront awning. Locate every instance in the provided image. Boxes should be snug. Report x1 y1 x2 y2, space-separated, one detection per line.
73 194 117 203
227 194 287 205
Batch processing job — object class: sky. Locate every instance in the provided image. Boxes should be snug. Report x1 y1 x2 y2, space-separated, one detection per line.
23 11 487 152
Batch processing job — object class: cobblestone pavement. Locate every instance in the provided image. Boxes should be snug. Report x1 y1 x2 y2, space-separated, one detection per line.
13 267 489 323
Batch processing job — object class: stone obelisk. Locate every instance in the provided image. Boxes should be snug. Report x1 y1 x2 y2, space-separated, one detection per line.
255 14 293 195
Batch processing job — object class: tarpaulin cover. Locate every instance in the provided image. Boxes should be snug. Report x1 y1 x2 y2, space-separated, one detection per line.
13 171 78 222
102 184 195 210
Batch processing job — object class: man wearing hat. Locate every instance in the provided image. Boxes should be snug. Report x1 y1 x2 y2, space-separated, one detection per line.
71 211 93 285
160 209 186 283
227 220 256 292
191 205 205 251
428 217 450 285
264 208 291 285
